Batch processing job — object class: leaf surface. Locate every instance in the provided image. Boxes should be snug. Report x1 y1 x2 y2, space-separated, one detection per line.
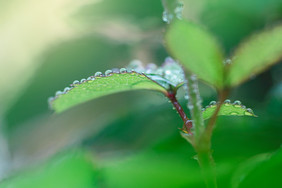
165 20 225 88
50 72 167 113
226 25 282 86
202 100 257 120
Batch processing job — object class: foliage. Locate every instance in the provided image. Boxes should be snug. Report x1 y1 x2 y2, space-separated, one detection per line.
1 0 282 188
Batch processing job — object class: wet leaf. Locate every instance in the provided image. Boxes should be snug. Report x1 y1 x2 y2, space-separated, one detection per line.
165 20 225 88
50 71 167 113
202 100 257 120
50 58 186 113
226 25 282 87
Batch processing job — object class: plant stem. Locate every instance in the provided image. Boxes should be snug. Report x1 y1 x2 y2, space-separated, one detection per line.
202 89 229 147
196 149 217 188
166 90 192 133
196 89 229 188
186 74 204 138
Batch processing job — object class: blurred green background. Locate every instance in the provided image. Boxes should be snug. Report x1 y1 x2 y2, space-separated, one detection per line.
0 0 281 187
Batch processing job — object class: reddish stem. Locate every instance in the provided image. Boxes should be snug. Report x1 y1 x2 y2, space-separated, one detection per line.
166 91 192 134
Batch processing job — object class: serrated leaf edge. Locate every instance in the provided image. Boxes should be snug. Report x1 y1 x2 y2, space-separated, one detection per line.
48 68 171 109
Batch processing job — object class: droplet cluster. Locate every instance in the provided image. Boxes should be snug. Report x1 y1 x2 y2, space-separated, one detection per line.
126 57 185 89
201 99 256 116
48 57 185 109
48 67 138 109
162 0 184 23
223 58 232 65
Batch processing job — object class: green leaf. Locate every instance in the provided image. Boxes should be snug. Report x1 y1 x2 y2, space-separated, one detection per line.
50 71 167 113
165 20 225 88
231 153 270 188
226 25 282 87
0 151 100 188
202 100 257 120
126 58 185 90
234 148 282 188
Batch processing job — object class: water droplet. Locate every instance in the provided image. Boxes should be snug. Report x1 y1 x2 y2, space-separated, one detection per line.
188 104 194 110
120 68 127 73
47 97 54 109
162 10 173 23
224 99 231 103
128 60 144 72
72 80 80 85
80 78 86 83
112 68 119 73
241 105 246 109
87 77 92 81
193 155 198 161
224 58 232 65
95 72 103 77
190 74 197 81
63 87 71 93
230 112 239 115
165 70 172 75
105 70 113 76
164 57 175 64
55 90 63 96
48 97 54 103
146 63 157 71
209 101 217 105
174 1 184 19
233 100 241 105
184 95 189 100
246 108 253 113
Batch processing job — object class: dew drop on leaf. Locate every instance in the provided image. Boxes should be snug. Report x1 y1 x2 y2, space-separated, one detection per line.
63 87 71 93
209 101 217 105
233 100 242 105
174 1 184 19
224 99 231 103
55 90 63 96
246 108 254 113
119 68 127 73
105 70 113 76
94 72 103 77
72 80 80 85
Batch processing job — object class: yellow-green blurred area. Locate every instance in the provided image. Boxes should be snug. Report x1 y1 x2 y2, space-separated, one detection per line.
0 0 281 187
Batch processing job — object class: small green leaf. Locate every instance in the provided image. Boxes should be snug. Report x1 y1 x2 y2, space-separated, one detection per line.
165 20 225 88
226 25 282 87
202 100 257 120
50 71 167 113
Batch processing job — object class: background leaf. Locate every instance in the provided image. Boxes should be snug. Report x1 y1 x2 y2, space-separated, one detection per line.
202 100 257 120
165 20 225 88
226 25 282 87
0 150 100 188
234 148 282 188
51 72 167 113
